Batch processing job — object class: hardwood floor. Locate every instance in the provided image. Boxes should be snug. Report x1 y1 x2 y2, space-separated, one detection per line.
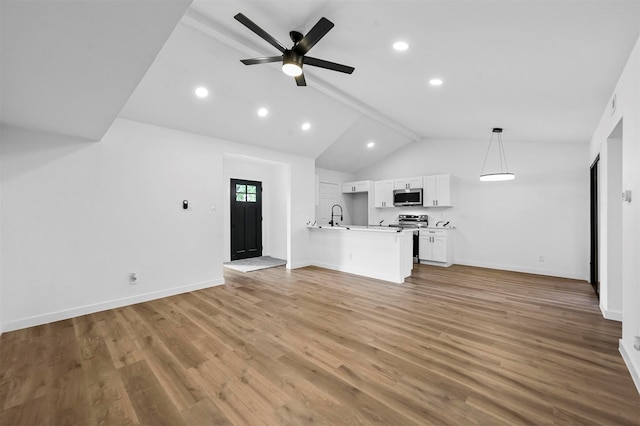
1 264 639 425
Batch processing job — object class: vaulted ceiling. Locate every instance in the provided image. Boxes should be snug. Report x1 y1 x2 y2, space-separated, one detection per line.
2 1 639 173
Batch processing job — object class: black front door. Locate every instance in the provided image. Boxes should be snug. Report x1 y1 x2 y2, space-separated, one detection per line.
230 179 262 261
590 156 599 297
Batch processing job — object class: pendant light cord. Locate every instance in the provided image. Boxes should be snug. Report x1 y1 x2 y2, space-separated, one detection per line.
497 132 510 173
480 129 511 175
480 132 495 175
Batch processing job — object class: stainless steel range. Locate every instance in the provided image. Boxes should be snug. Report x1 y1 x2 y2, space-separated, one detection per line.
389 215 429 263
398 214 429 228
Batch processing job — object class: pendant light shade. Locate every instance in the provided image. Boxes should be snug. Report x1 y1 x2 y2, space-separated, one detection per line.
480 128 515 181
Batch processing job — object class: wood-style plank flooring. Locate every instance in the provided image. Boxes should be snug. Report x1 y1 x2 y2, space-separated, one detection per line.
1 264 639 425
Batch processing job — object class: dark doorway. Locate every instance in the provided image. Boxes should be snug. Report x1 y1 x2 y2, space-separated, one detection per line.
590 155 599 297
230 178 262 261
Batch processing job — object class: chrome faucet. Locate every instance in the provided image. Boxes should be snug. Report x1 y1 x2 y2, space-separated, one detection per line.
329 204 343 226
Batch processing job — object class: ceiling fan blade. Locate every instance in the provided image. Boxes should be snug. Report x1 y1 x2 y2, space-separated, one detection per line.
240 56 282 65
295 73 306 86
304 57 355 74
293 17 334 55
234 13 286 53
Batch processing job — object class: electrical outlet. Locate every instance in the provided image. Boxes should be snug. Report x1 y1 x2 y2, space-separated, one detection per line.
539 256 544 262
634 336 640 351
130 272 138 285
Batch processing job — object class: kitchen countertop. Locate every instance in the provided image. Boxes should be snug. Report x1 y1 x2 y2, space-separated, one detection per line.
307 225 411 233
422 226 455 230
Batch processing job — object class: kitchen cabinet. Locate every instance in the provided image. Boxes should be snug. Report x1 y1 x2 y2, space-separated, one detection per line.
423 174 452 207
374 179 394 208
419 229 453 266
394 176 423 190
342 180 371 193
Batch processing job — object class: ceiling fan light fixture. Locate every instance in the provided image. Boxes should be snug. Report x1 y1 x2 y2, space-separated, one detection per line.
480 127 516 182
282 50 303 76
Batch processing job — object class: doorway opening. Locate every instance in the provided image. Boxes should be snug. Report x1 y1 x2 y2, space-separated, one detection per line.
230 178 262 261
590 155 599 297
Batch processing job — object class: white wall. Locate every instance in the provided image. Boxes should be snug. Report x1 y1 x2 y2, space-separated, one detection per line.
589 36 640 393
223 155 288 262
356 138 589 280
0 118 315 331
0 131 2 334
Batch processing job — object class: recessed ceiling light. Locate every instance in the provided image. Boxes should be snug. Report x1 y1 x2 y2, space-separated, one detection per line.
393 41 409 51
195 87 209 98
301 122 311 131
257 108 268 117
429 78 443 86
367 141 375 148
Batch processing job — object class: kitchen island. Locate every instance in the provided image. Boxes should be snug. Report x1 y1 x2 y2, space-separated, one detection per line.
307 225 414 283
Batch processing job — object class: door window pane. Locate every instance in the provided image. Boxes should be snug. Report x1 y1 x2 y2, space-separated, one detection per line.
235 182 257 203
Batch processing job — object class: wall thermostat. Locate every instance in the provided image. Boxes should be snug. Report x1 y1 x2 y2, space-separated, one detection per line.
621 190 632 203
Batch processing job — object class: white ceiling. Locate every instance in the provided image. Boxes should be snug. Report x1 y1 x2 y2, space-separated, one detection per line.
0 0 192 140
2 1 639 173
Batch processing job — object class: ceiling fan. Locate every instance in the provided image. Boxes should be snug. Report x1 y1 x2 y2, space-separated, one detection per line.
234 13 355 86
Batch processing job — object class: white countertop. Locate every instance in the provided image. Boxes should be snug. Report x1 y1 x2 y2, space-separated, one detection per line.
422 226 455 230
307 225 411 233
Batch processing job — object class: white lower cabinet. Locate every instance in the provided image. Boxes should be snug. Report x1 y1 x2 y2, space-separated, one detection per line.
419 229 453 266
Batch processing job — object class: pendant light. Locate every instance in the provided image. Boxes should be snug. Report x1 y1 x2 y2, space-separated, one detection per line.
480 128 515 181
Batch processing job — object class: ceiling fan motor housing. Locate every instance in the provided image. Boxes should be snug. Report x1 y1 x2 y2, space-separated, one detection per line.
290 30 304 44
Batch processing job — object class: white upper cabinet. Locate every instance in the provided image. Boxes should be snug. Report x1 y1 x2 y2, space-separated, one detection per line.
394 176 423 190
423 174 452 207
374 179 394 208
342 180 371 193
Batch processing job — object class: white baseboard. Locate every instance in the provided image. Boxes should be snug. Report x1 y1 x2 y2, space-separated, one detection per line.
1 278 225 333
455 259 587 281
619 339 640 395
601 306 623 321
288 261 312 269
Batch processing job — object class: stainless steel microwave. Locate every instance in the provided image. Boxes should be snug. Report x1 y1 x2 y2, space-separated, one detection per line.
393 188 423 206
